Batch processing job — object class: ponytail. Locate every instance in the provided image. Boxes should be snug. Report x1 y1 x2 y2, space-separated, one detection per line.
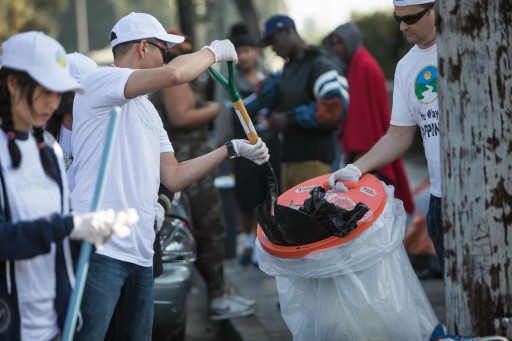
33 127 60 183
0 69 22 167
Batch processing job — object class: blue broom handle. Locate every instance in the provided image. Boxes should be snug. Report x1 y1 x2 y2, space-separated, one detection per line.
62 106 121 341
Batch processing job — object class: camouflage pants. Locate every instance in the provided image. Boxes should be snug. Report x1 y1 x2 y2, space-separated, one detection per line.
174 138 227 299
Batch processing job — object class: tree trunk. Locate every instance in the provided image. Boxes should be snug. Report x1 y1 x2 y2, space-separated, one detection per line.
177 0 196 39
232 0 260 38
438 0 512 337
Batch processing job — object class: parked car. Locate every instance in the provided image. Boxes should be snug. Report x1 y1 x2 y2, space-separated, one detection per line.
153 191 197 341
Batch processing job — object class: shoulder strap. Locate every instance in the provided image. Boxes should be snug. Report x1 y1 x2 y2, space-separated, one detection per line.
0 157 12 222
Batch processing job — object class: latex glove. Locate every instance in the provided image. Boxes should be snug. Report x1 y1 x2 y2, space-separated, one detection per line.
232 138 269 165
201 40 238 64
328 164 362 192
70 208 139 250
154 202 165 233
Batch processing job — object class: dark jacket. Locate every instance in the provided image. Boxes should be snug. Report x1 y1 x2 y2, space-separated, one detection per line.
0 134 78 341
276 46 348 163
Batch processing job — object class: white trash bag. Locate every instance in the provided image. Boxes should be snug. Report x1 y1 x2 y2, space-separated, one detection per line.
256 183 438 341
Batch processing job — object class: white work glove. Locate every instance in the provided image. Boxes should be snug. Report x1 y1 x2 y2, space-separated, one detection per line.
70 208 139 250
232 138 270 165
201 39 238 64
154 202 165 233
328 164 362 192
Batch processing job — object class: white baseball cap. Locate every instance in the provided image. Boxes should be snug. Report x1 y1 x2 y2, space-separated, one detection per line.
393 0 435 5
66 52 97 83
0 31 83 93
110 12 185 48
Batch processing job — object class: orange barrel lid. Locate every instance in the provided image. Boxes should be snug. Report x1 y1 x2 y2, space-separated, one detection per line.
257 173 387 259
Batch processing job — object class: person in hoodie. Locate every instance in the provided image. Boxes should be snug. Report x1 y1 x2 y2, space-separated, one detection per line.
0 31 136 341
325 22 415 216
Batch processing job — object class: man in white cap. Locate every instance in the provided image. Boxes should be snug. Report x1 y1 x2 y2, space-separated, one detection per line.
329 1 442 271
71 12 269 340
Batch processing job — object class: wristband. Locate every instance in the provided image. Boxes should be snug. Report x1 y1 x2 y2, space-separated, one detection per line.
225 141 238 159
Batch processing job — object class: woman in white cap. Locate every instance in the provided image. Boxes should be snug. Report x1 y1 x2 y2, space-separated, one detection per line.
0 31 137 341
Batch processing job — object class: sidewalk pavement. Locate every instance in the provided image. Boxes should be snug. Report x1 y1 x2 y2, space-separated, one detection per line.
184 153 445 340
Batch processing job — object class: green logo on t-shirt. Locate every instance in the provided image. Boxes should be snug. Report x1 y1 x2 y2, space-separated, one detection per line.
415 65 438 104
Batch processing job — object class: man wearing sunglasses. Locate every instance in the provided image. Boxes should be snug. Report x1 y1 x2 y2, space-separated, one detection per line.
71 12 270 340
329 0 442 273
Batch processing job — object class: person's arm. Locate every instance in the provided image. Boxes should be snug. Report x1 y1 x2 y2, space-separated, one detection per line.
0 215 74 260
270 68 348 131
159 148 227 193
354 124 416 174
328 124 416 189
124 49 214 99
160 138 270 192
124 40 238 99
161 83 220 129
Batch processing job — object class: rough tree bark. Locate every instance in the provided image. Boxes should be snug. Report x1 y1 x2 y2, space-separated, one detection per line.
437 0 512 337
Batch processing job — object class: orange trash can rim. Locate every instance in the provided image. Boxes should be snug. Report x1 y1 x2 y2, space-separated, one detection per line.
257 173 387 259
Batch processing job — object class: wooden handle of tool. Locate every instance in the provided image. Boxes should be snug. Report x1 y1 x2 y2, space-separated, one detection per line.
232 99 259 144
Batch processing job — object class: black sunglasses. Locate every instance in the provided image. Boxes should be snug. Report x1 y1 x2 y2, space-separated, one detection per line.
394 4 434 25
132 40 171 64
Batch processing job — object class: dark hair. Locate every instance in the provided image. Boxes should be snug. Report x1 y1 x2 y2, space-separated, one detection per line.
229 23 249 39
0 68 59 183
232 34 256 49
112 38 166 60
112 41 134 60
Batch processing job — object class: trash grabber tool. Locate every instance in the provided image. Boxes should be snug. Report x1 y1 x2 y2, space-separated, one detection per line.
209 63 356 246
208 62 279 213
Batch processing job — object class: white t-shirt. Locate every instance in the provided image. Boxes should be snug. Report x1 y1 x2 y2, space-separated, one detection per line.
390 44 441 197
0 131 68 341
71 67 174 267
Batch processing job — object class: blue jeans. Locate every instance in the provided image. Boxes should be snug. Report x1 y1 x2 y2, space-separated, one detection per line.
74 253 154 341
426 194 444 276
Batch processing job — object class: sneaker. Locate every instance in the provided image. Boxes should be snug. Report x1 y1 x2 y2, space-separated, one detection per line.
209 294 255 320
430 323 509 341
225 290 257 308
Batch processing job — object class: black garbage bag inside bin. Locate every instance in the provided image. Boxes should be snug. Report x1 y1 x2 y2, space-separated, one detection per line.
299 186 370 238
255 186 370 247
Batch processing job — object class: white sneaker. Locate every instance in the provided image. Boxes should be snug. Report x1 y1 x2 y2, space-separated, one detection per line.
225 287 257 307
209 294 255 320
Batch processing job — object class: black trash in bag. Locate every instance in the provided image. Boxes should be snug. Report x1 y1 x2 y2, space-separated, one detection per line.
299 186 370 238
255 186 370 247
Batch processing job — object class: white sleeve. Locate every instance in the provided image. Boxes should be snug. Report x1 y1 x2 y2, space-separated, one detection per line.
82 67 134 112
390 63 417 127
159 128 174 154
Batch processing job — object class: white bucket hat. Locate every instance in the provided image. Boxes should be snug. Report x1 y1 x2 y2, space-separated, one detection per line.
0 31 83 93
66 52 97 83
110 12 185 48
393 0 435 5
